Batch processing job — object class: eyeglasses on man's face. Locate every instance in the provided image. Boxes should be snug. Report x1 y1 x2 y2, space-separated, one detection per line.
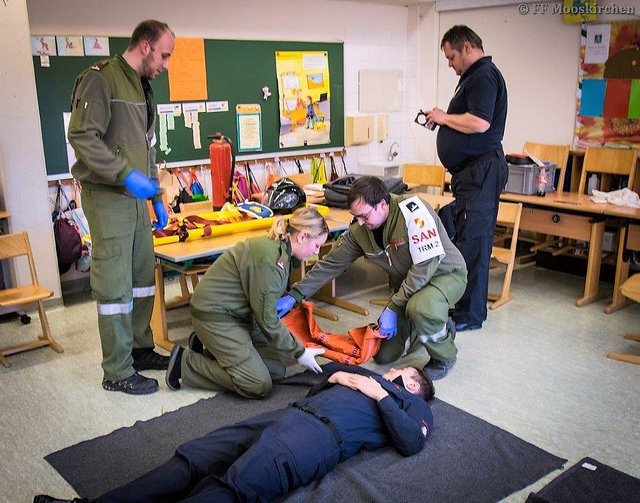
352 203 378 223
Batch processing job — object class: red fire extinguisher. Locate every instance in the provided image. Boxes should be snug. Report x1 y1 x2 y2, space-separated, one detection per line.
207 132 234 210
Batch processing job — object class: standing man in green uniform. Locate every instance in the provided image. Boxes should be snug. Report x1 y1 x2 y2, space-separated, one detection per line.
165 207 329 399
68 20 175 395
277 176 467 380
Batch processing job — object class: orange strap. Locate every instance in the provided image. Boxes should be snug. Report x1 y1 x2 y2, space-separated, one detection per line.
282 302 384 365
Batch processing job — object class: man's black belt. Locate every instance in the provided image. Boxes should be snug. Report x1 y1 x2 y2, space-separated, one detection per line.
293 404 343 446
453 149 504 174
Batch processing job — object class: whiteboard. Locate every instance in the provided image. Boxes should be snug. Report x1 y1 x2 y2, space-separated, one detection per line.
359 70 402 112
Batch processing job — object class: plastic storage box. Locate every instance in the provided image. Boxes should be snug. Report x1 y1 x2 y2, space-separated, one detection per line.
504 163 557 195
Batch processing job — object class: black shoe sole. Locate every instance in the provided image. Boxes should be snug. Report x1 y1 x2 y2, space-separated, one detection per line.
166 346 183 391
188 332 204 354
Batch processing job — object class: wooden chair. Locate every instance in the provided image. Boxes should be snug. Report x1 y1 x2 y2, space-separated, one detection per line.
0 232 63 367
402 164 445 195
488 202 523 309
523 142 570 192
577 146 638 195
607 273 640 365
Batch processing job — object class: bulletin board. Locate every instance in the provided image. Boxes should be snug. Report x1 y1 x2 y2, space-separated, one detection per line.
32 37 344 177
573 20 640 149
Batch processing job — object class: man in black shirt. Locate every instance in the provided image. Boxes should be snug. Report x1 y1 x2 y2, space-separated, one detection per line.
426 25 508 331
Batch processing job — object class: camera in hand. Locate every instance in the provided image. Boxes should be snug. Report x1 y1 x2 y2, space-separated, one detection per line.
415 109 437 131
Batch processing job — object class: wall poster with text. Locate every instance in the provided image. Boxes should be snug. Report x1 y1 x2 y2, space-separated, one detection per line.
574 21 640 149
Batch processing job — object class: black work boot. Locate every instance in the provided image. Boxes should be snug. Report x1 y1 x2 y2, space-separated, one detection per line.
424 358 456 380
132 348 170 371
102 372 159 395
165 346 184 391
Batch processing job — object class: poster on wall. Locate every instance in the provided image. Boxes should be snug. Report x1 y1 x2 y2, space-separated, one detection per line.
573 20 640 149
275 50 331 148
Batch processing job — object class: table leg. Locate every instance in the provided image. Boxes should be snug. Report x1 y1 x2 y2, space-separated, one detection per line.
151 262 174 352
605 225 633 313
576 220 606 307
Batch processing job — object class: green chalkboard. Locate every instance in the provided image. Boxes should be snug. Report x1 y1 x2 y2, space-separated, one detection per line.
33 37 344 177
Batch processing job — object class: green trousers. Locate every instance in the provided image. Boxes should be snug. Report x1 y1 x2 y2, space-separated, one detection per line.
82 188 156 381
375 271 467 365
183 317 286 399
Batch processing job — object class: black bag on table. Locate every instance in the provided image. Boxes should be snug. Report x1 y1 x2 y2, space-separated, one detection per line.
323 174 408 208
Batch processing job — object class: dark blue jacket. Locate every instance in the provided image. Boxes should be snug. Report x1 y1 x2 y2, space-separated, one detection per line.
293 363 433 459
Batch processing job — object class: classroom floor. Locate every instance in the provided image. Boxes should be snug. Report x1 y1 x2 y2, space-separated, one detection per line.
1 259 639 503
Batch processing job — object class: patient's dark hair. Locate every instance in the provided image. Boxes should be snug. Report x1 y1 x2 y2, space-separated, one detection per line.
411 367 435 402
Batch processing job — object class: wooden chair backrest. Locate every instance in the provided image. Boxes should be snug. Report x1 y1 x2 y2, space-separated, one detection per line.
523 142 570 192
273 172 312 188
578 147 638 195
496 201 522 230
402 164 445 195
0 231 39 286
179 201 214 215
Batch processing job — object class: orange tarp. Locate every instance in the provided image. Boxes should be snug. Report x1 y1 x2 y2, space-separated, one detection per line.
282 302 384 365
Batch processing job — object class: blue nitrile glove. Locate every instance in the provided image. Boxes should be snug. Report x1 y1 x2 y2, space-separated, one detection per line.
276 294 296 318
123 170 160 200
152 201 168 230
378 308 398 339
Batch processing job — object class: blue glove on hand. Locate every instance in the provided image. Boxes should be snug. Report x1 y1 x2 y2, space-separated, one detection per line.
123 170 160 200
378 308 398 338
152 201 168 230
276 294 296 318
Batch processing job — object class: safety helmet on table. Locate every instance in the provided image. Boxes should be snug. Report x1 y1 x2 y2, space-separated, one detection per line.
262 178 306 214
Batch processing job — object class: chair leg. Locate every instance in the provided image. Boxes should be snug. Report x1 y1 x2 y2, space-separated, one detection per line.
0 353 11 368
607 353 640 365
607 333 640 365
489 262 515 310
37 301 64 354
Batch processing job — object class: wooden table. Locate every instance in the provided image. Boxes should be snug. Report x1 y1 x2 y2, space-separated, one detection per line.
151 207 357 351
500 191 607 307
501 191 640 309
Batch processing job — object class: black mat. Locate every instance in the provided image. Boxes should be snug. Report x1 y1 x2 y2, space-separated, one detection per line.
525 457 640 503
46 373 566 502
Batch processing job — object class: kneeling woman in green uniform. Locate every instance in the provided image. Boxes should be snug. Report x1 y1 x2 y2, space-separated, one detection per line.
165 206 329 398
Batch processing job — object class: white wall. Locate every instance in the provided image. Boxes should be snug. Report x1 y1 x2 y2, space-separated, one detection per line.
1 0 61 298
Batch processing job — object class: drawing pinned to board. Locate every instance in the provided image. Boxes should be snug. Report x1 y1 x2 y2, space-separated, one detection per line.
574 20 640 149
83 36 110 56
276 50 331 148
31 36 57 56
56 36 84 56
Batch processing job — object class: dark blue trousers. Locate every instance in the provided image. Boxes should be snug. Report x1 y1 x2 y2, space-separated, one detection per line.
450 151 508 326
95 408 341 503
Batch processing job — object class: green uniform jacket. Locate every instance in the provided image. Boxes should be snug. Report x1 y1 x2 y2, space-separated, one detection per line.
191 237 305 359
68 55 161 202
291 194 468 313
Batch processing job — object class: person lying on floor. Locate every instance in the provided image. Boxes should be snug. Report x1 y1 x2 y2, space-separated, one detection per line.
34 362 434 503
